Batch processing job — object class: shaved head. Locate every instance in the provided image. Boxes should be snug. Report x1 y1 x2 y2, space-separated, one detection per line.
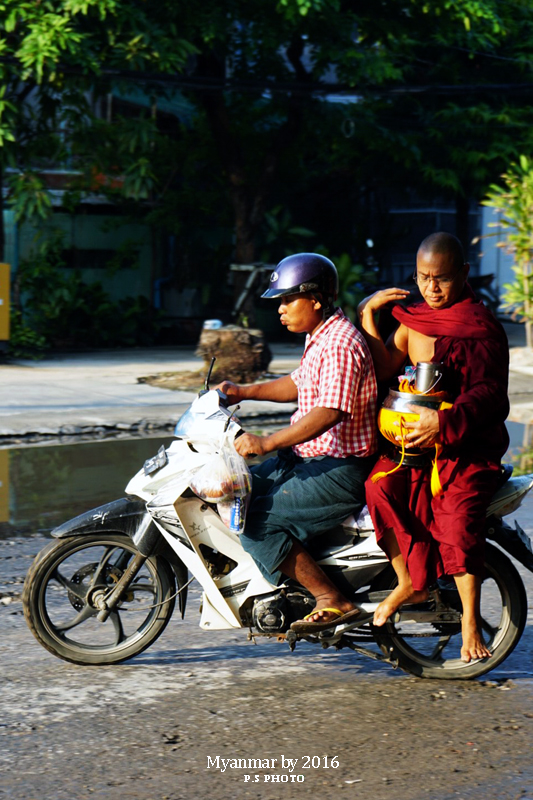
417 232 465 271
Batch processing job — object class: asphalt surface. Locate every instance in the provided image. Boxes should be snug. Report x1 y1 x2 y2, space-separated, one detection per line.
2 496 533 800
0 322 531 443
2 322 533 800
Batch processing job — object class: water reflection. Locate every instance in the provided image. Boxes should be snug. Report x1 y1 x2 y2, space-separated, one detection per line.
507 421 533 475
1 420 532 541
0 436 172 539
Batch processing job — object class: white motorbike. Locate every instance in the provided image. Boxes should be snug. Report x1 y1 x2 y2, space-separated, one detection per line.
23 368 533 680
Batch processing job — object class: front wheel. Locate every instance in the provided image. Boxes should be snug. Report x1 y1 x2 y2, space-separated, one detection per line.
372 542 527 679
23 533 176 665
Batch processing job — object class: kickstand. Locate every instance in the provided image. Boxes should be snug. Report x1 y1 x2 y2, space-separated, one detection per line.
341 638 399 668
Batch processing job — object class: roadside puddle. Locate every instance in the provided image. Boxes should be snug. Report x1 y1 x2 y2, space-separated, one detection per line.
0 436 172 538
0 420 531 540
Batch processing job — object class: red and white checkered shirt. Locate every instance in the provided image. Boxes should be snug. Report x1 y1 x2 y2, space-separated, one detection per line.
290 309 377 458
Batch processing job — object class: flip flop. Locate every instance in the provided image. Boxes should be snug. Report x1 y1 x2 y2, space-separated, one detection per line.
290 607 361 634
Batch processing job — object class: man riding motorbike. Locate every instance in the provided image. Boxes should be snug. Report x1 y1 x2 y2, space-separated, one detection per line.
216 252 378 632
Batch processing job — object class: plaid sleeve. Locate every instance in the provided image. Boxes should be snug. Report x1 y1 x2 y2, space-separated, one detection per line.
315 342 362 414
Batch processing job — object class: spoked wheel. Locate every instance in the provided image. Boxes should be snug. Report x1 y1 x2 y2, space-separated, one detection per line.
23 534 176 665
372 543 527 679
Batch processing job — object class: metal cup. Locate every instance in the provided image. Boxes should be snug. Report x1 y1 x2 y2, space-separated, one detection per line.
414 362 443 394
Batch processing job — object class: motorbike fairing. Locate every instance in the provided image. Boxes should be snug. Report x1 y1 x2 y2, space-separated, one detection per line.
486 517 533 573
51 496 189 616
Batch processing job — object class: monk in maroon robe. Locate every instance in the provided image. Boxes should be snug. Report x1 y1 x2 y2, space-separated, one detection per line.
358 232 509 662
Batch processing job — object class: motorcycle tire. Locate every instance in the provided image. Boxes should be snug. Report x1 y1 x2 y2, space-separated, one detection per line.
23 533 176 666
371 542 527 680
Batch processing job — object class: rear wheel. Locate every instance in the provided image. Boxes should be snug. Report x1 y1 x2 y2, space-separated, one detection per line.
23 533 176 665
372 543 527 679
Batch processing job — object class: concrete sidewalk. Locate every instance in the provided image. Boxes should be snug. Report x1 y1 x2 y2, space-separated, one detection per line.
0 322 531 444
0 342 304 442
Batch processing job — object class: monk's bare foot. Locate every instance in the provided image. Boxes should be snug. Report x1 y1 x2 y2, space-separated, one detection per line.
460 618 492 662
373 587 429 627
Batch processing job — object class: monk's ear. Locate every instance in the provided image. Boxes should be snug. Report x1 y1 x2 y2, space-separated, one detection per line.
463 262 470 280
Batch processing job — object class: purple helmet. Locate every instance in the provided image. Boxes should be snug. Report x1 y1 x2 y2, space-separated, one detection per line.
261 253 339 301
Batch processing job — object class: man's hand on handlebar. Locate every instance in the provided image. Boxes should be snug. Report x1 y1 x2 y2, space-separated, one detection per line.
234 432 269 459
213 381 244 405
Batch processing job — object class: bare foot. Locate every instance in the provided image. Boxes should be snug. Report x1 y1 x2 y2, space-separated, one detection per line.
460 618 492 662
373 587 429 627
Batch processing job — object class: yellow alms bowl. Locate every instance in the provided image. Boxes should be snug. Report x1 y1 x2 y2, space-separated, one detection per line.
378 389 453 451
378 407 419 446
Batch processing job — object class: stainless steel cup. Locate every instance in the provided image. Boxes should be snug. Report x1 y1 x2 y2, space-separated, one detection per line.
414 362 443 394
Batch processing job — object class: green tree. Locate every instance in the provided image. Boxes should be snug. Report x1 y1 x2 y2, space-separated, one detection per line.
2 0 527 273
482 155 533 348
176 0 508 262
0 0 195 255
306 0 533 259
386 0 533 253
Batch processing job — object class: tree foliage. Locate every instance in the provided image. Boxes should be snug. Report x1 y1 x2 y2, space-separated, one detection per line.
3 0 533 277
14 231 162 353
0 0 194 236
483 155 533 348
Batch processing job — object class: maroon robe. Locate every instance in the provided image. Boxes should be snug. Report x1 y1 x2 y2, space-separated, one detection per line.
365 285 510 589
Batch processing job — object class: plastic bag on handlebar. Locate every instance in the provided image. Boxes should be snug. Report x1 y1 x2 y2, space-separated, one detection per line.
220 437 252 498
213 437 252 533
189 454 234 503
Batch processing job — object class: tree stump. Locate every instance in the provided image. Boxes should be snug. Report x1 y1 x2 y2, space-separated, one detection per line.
196 325 272 383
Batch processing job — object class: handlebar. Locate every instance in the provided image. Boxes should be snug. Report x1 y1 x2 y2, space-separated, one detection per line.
216 388 229 406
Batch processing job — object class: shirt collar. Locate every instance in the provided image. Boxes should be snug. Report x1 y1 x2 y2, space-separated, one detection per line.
303 307 344 352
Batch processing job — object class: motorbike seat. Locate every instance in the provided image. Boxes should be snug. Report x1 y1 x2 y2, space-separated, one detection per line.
308 507 374 553
310 525 358 552
499 463 514 487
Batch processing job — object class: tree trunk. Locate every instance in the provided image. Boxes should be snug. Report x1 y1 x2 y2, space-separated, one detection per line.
197 40 307 266
232 186 257 264
196 325 271 382
0 161 4 263
455 193 470 258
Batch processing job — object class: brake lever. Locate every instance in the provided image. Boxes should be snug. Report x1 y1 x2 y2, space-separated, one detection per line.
223 404 241 432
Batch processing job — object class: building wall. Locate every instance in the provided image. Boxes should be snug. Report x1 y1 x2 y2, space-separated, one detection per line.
382 205 483 286
478 206 516 296
6 209 153 304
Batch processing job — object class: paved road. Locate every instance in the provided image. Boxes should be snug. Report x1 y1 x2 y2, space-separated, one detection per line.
0 321 531 442
1 322 533 799
2 493 533 800
0 343 303 442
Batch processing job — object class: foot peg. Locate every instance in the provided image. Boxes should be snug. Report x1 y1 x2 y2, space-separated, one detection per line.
286 629 298 651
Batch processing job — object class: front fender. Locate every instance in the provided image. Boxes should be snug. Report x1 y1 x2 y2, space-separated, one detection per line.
52 496 148 540
52 496 189 615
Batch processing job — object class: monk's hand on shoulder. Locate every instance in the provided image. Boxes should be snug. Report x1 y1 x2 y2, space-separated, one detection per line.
396 404 440 449
358 287 411 317
234 432 269 458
